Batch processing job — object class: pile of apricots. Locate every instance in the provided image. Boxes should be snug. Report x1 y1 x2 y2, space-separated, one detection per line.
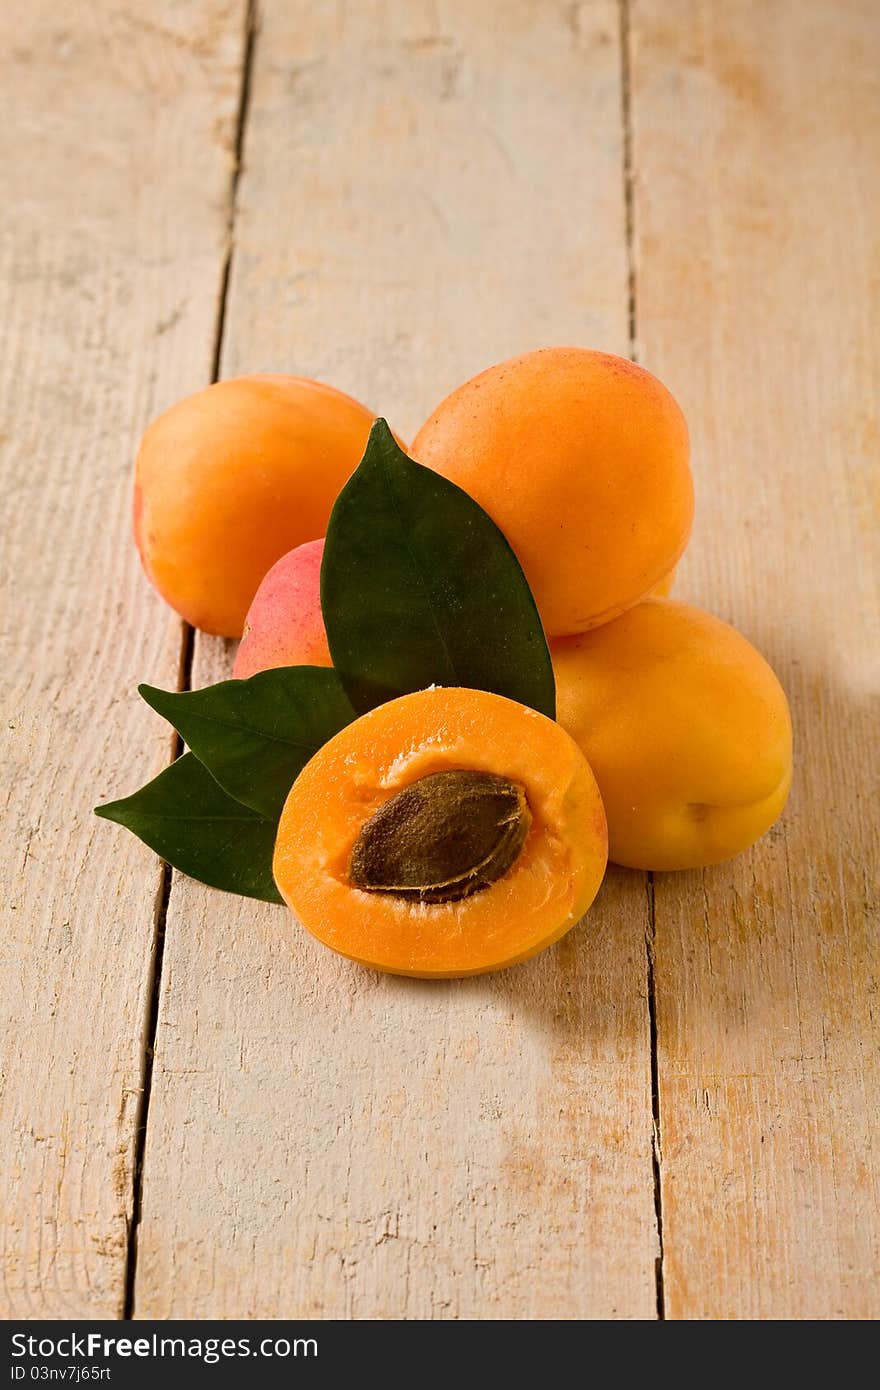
134 348 792 977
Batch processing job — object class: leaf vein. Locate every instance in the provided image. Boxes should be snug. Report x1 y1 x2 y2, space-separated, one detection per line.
168 709 324 752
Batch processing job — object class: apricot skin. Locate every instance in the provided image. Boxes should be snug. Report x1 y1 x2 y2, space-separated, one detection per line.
649 567 676 598
232 553 674 679
273 687 608 978
134 375 379 637
552 599 793 871
411 348 693 637
233 539 331 678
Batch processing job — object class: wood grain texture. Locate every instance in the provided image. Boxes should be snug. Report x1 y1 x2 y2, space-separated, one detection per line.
134 0 660 1319
0 0 246 1317
631 0 880 1318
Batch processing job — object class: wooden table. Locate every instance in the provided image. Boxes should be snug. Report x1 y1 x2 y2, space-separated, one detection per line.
3 0 878 1320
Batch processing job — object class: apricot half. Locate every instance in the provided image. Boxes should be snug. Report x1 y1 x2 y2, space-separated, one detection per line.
273 687 608 977
411 348 693 636
552 599 793 870
134 375 379 636
233 539 331 678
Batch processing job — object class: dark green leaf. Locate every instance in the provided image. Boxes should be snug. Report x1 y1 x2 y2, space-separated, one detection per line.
139 667 355 821
321 419 556 718
95 753 282 903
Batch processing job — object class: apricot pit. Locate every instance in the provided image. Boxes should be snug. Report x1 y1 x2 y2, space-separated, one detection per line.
349 770 531 902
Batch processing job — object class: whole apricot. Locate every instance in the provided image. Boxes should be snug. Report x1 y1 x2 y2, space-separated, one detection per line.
411 348 693 636
233 539 330 678
649 567 676 598
273 686 608 977
552 598 792 870
134 375 380 636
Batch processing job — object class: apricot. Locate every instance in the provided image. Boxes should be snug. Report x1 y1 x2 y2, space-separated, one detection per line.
649 566 676 598
273 686 608 977
552 599 793 870
134 375 380 636
411 347 693 636
233 539 330 678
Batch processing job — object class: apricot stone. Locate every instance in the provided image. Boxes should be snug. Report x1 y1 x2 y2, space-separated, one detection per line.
349 770 531 902
233 539 330 678
273 686 608 977
134 375 380 637
552 598 793 870
411 348 693 636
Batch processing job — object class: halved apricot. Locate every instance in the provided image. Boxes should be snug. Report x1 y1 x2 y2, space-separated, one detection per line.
273 687 608 977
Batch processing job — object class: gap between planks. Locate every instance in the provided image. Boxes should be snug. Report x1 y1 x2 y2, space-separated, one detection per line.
618 0 665 1319
121 0 259 1321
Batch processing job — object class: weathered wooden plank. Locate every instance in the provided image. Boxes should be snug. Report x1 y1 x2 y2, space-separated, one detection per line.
631 0 880 1318
135 0 659 1319
0 0 247 1317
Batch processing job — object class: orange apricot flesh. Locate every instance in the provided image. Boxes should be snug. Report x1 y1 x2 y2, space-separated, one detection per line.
552 599 793 870
134 375 380 637
273 687 608 977
411 348 693 636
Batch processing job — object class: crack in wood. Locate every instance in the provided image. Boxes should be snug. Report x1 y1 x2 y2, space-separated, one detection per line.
619 0 665 1320
646 870 665 1319
121 0 258 1320
211 0 257 385
619 0 638 358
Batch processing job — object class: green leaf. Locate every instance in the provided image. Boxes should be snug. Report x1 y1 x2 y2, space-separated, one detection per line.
94 753 282 903
321 419 556 718
139 667 355 821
